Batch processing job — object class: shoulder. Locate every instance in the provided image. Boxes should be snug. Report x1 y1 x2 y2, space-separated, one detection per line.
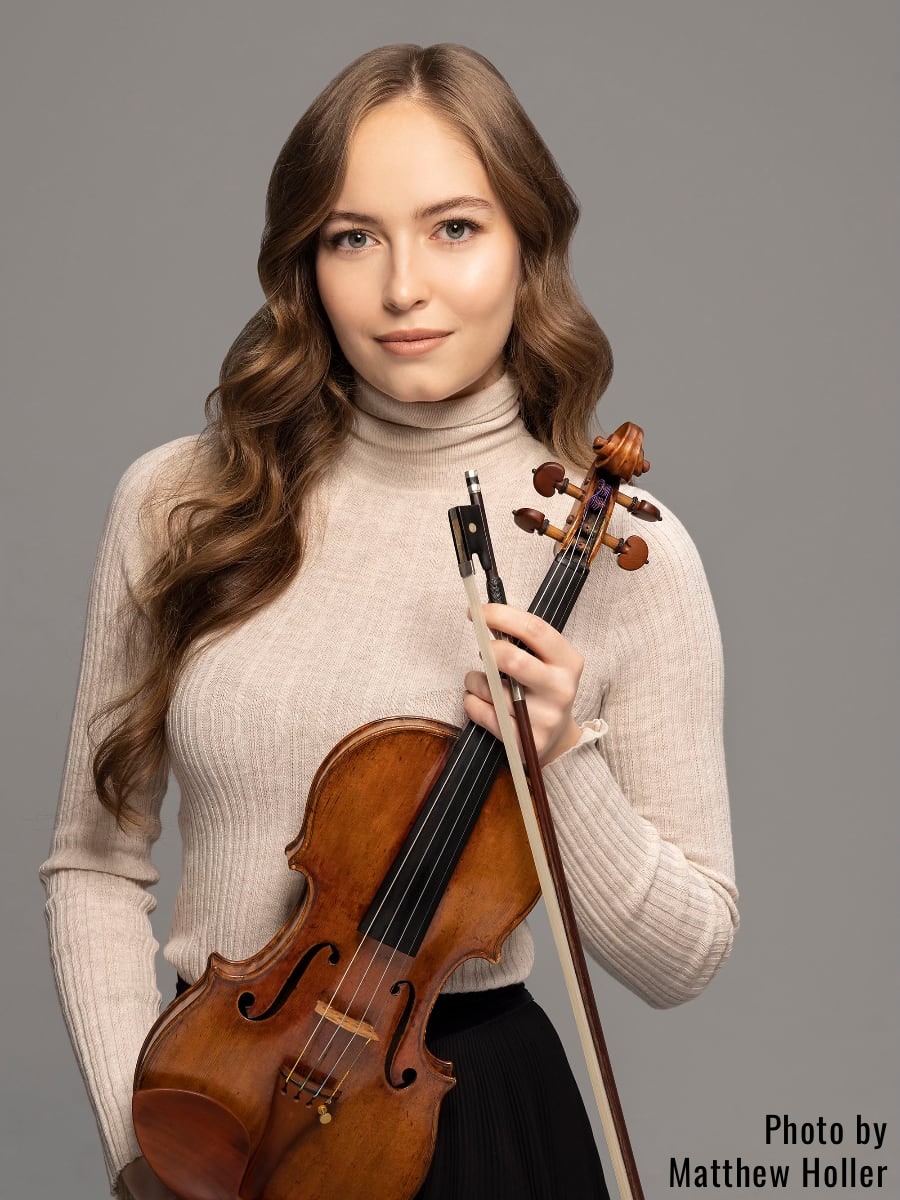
599 480 722 642
601 477 709 575
111 432 210 506
104 431 216 567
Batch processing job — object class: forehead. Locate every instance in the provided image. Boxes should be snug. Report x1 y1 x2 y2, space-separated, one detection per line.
335 100 492 212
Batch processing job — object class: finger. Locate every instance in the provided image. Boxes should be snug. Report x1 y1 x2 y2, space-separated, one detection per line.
463 668 488 696
474 603 584 672
463 670 515 713
487 638 582 706
462 691 523 755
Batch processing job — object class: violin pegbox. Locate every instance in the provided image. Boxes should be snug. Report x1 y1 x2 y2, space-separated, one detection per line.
513 421 661 571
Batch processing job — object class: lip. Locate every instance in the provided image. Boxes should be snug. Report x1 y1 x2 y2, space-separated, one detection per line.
376 331 452 357
375 328 452 342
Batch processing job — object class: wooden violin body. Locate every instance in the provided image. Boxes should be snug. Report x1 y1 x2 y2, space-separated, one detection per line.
133 716 539 1200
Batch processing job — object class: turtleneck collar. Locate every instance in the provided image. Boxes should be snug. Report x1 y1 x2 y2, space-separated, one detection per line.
344 367 530 488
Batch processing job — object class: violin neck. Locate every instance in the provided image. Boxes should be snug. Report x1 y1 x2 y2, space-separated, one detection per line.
360 549 591 957
525 545 590 635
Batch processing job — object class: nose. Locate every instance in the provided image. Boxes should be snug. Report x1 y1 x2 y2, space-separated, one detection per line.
382 240 431 312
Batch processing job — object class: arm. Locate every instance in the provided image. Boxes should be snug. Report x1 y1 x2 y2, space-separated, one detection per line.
466 497 738 1008
541 497 738 1007
38 446 179 1195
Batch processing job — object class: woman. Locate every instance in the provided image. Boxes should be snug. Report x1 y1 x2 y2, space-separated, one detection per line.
39 43 739 1200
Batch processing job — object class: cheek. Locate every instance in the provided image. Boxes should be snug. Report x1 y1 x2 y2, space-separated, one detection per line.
453 244 520 320
315 255 353 333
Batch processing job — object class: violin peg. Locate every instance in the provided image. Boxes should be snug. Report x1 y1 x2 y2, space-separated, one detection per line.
532 462 565 497
616 492 663 522
513 507 566 543
606 534 649 570
532 462 586 502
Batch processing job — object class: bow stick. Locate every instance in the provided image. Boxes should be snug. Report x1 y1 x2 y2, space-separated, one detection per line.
448 466 649 1200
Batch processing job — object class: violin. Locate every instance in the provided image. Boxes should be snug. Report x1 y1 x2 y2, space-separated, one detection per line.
132 423 659 1200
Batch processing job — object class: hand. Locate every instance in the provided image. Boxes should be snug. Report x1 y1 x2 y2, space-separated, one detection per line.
464 602 584 766
118 1155 178 1200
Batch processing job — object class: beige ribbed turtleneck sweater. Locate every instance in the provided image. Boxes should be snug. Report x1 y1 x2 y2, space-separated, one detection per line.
40 368 738 1194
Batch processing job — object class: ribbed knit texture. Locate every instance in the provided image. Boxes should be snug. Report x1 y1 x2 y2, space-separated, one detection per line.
39 367 738 1194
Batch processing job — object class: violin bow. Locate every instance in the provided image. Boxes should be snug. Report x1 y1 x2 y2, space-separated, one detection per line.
448 423 660 1200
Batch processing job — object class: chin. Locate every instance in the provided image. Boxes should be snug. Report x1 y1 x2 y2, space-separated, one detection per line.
363 365 472 405
349 342 503 404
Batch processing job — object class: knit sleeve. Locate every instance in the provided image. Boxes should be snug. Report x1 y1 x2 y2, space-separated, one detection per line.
38 440 192 1194
539 495 739 1009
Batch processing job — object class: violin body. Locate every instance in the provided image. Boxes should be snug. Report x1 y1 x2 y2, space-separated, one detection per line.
133 715 539 1200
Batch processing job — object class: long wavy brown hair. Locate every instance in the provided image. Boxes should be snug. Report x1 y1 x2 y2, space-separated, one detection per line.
91 41 614 827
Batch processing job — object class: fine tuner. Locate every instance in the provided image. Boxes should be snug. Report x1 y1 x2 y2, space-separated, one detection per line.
513 423 662 571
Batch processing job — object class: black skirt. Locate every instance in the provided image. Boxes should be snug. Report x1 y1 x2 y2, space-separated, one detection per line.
174 977 609 1199
414 983 608 1200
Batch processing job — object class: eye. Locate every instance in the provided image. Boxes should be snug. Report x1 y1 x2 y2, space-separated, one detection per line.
435 219 482 243
325 218 483 253
327 228 374 251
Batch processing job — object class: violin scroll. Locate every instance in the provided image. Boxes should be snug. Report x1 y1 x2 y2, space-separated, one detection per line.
592 422 650 481
516 422 660 571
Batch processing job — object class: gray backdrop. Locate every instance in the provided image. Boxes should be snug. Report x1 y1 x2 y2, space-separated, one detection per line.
3 2 897 1196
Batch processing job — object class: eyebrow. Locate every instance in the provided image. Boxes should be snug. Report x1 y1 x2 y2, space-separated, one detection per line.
322 195 495 225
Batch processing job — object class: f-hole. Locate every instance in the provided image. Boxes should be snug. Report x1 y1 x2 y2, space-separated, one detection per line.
238 943 340 1021
385 979 417 1089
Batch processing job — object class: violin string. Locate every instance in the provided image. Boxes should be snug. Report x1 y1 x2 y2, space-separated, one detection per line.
287 506 600 1091
284 721 493 1088
290 495 607 1100
293 725 500 1081
294 502 604 1100
392 504 601 960
287 737 496 1095
300 502 606 1100
364 496 606 974
295 499 606 1100
301 749 501 1098
374 504 605 973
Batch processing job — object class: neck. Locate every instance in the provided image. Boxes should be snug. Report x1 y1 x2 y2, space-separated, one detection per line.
343 368 527 488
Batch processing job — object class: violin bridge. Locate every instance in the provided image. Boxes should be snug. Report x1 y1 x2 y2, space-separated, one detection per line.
314 999 380 1042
